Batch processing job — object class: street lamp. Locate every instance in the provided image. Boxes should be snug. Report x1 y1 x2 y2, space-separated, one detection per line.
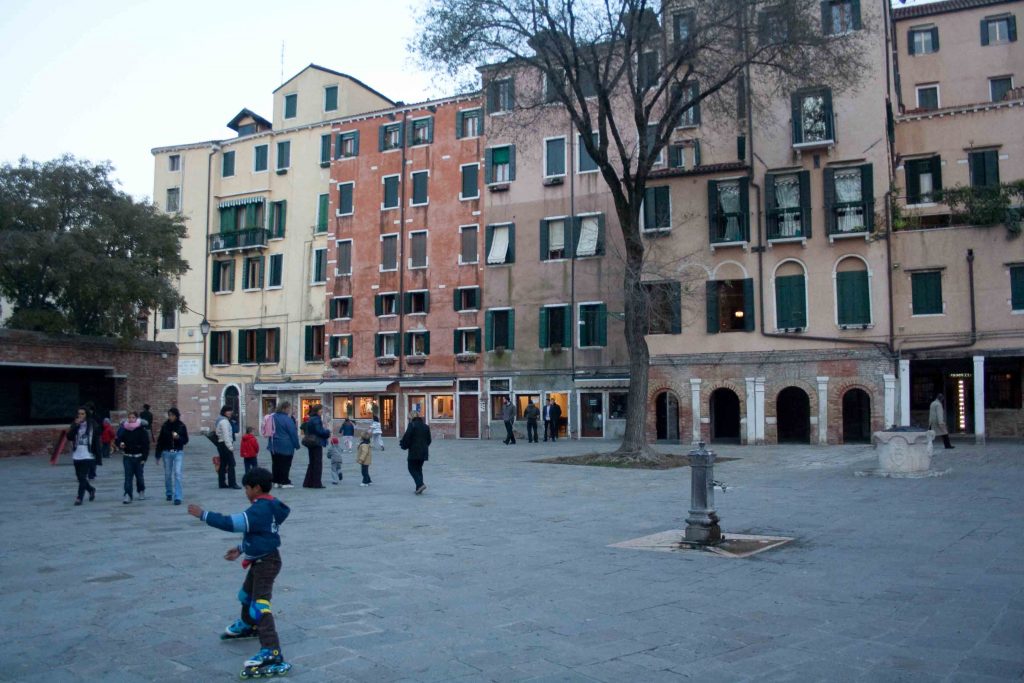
200 318 212 337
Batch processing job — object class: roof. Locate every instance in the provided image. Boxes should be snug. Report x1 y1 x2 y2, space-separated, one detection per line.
892 0 1018 21
272 63 396 105
226 108 272 132
649 162 749 180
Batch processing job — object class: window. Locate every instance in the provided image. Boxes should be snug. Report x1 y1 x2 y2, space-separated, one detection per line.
456 108 483 138
545 137 566 177
461 163 479 199
643 186 672 232
284 93 297 119
485 309 515 350
324 85 338 112
1012 265 1024 311
270 201 286 238
455 287 480 311
674 10 695 46
766 172 810 239
455 328 481 354
320 134 332 164
707 279 755 333
276 141 290 170
311 248 327 284
316 193 329 233
210 331 231 365
411 171 429 206
668 140 702 170
638 51 659 89
335 240 352 276
267 253 283 288
578 303 608 347
709 179 749 243
677 81 700 128
986 362 1022 409
382 175 400 209
905 157 942 204
578 132 599 173
544 69 565 103
217 202 264 232
165 188 180 213
486 145 515 183
330 296 353 319
337 182 354 216
645 124 663 164
406 290 429 314
160 308 175 330
969 150 1000 189
486 223 514 265
825 165 874 235
822 0 861 35
405 331 430 356
792 88 834 144
168 154 181 172
643 281 682 334
460 225 478 264
375 292 399 317
539 304 571 348
759 8 789 45
375 333 398 357
908 26 939 55
211 260 235 293
609 393 628 419
222 151 235 178
575 214 604 257
330 335 353 359
487 78 514 113
238 328 280 364
254 145 268 172
541 218 568 260
836 259 871 326
408 394 426 415
431 394 454 420
990 76 1013 102
774 266 807 330
916 85 939 111
409 231 427 268
242 256 264 290
304 325 325 362
911 271 943 315
380 234 398 271
336 131 359 159
981 15 1017 46
379 123 403 151
410 117 433 145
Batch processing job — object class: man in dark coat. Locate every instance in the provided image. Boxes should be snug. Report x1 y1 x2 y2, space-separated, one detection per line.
399 409 432 494
543 398 563 442
524 399 540 443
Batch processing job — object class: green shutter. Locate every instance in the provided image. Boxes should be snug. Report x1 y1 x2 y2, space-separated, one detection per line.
375 334 382 357
485 311 494 350
798 171 812 238
931 27 940 50
374 294 383 316
211 263 220 292
823 89 835 141
851 0 861 30
861 164 874 231
484 149 493 184
1009 16 1018 41
507 308 515 349
907 160 922 204
742 278 755 331
455 110 465 139
596 303 608 346
304 326 314 361
644 188 657 230
562 305 572 346
318 194 329 232
668 145 683 168
670 282 682 334
791 92 803 142
981 19 990 45
378 125 386 151
485 225 493 261
739 180 750 240
453 329 460 353
776 274 807 328
706 281 720 334
507 223 516 263
462 164 477 198
508 145 517 181
538 307 549 348
930 155 943 193
245 203 256 229
908 29 917 55
227 260 236 290
820 1 831 35
912 271 943 315
256 329 267 363
837 270 870 325
325 86 338 111
765 174 778 236
423 331 430 355
474 328 482 352
707 181 720 240
539 219 550 260
737 136 746 161
257 256 265 288
1011 266 1024 310
453 288 460 311
404 332 412 356
986 150 1000 186
693 140 702 166
321 134 331 163
823 168 836 235
237 331 247 364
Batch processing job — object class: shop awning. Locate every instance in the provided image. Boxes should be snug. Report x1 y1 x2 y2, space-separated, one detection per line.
218 196 266 209
253 382 323 392
317 380 393 393
398 379 454 388
574 377 630 389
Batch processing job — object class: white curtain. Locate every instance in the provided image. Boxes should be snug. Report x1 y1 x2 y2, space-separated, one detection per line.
775 176 800 236
549 220 565 255
802 95 827 141
719 182 741 241
835 170 863 233
576 217 599 256
487 226 509 264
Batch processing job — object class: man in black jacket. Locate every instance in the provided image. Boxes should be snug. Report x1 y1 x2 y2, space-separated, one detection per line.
399 409 432 494
543 398 563 442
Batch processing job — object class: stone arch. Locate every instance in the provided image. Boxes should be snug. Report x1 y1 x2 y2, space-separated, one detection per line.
776 385 812 444
832 378 881 444
711 259 750 280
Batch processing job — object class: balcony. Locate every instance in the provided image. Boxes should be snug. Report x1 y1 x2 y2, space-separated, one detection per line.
767 208 810 244
709 215 749 251
827 200 874 242
209 228 269 254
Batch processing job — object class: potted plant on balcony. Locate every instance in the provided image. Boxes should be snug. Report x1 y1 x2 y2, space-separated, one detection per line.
456 352 479 363
376 355 397 367
330 356 350 367
407 354 427 365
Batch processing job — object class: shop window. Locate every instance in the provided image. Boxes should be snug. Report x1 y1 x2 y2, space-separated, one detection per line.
707 279 755 333
431 394 454 420
491 393 511 420
609 393 628 419
408 394 426 415
333 396 355 419
985 363 1022 409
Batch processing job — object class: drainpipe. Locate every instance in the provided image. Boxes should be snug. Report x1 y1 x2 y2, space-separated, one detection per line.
569 121 577 383
397 109 409 380
202 144 220 383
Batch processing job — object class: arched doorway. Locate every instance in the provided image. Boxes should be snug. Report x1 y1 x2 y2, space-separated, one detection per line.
710 388 741 443
223 385 240 418
655 391 679 442
776 387 810 443
842 388 871 443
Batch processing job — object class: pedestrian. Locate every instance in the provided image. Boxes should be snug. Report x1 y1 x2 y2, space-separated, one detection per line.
370 417 384 451
267 401 300 488
340 418 355 453
326 437 344 485
399 409 431 494
501 396 517 445
187 468 292 678
215 405 241 490
356 430 373 486
240 426 260 474
67 406 99 505
300 404 329 489
929 393 954 449
543 398 563 442
155 408 189 505
118 411 150 503
100 418 116 463
140 403 156 449
86 411 104 480
524 399 540 443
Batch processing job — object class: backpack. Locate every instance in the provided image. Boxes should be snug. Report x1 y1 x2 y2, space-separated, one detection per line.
261 413 276 438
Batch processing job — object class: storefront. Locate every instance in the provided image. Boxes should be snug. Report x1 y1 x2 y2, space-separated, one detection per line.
485 377 574 440
399 378 457 438
574 378 630 439
319 380 395 436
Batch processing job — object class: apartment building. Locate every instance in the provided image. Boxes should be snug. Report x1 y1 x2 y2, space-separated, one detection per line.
891 0 1024 439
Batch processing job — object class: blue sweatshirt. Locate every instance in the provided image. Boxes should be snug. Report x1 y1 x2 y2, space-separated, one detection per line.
201 496 291 561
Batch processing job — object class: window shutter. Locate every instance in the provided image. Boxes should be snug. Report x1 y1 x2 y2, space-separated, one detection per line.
692 81 702 125
799 171 812 238
375 334 382 357
245 204 257 229
374 294 382 317
707 181 720 241
906 160 922 205
477 112 484 135
765 173 778 236
485 224 493 260
1011 267 1024 309
485 149 494 184
506 223 516 263
823 168 836 235
455 110 464 139
861 164 875 231
908 30 917 55
238 331 247 364
838 270 870 325
643 188 656 229
474 328 482 352
257 256 265 288
851 0 862 30
304 326 314 362
981 19 990 45
508 146 517 181
596 214 606 255
776 275 793 328
318 194 329 231
669 282 682 334
486 81 497 112
930 156 943 192
453 288 460 311
931 27 940 50
739 180 750 240
742 278 755 331
320 135 331 163
404 292 413 313
462 164 477 198
737 136 746 161
423 332 430 355
986 150 1000 185
668 145 683 168
568 217 580 259
279 200 287 234
378 125 386 151
791 92 803 143
538 307 549 348
820 1 831 35
256 329 268 363
404 332 412 356
453 329 460 353
211 264 220 292
539 219 549 260
228 260 236 290
471 288 479 309
706 281 720 334
595 304 608 346
426 118 434 143
562 306 573 346
823 89 835 141
485 311 494 351
1009 16 1018 41
507 309 515 349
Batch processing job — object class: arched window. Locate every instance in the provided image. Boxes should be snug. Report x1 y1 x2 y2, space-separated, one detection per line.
774 261 807 330
835 256 871 327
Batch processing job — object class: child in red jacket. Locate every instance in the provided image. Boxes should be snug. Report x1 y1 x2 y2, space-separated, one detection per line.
240 426 260 474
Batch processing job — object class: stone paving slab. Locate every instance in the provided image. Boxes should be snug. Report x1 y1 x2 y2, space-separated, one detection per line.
1 436 1022 681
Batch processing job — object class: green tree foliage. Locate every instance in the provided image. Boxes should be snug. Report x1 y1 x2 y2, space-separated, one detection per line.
0 156 188 339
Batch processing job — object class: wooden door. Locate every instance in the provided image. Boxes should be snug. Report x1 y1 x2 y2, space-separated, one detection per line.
459 394 479 438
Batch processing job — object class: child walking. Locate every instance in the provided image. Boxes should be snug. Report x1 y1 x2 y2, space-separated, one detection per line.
370 418 384 451
326 437 344 485
240 426 260 474
356 431 373 486
188 468 292 679
340 418 355 453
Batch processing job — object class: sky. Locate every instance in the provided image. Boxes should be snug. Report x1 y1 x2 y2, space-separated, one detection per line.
0 0 942 202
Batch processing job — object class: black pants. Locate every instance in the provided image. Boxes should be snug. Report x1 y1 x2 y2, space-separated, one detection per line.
239 550 282 651
74 459 95 500
503 420 516 444
243 457 258 474
217 443 237 488
122 456 145 496
360 464 371 484
941 434 953 448
544 420 558 441
408 459 424 488
302 446 324 488
526 420 538 442
271 453 293 485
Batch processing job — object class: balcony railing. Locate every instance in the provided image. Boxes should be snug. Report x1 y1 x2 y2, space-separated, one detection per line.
767 208 810 241
209 228 268 253
710 215 749 245
827 200 874 238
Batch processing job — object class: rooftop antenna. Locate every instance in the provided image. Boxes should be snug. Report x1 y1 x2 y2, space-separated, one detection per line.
280 41 285 84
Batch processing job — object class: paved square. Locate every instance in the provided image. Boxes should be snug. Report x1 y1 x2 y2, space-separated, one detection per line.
1 437 1022 681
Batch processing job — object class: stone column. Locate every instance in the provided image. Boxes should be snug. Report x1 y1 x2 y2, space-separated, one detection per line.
816 376 829 445
690 378 702 445
744 377 756 445
754 378 766 444
973 355 986 445
883 373 896 429
899 359 911 427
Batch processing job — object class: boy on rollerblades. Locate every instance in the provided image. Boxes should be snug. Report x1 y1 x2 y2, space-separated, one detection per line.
188 467 292 678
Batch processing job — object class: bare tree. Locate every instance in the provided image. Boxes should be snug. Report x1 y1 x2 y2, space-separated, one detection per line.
413 0 865 458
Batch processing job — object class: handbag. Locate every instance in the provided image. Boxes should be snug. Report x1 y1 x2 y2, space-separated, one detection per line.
301 433 320 448
205 431 220 446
